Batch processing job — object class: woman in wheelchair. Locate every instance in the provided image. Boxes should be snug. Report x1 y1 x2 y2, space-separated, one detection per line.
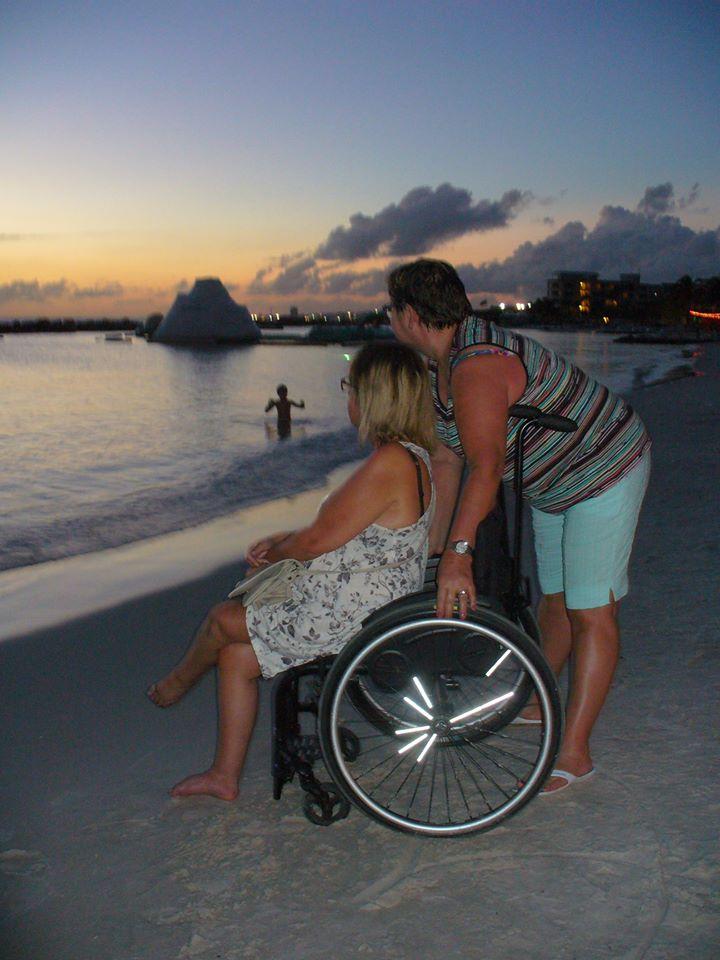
147 342 436 801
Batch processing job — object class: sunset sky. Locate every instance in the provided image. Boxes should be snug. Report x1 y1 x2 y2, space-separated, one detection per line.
3 0 719 318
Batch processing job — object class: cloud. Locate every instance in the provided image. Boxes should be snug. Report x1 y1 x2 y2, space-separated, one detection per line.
315 183 531 261
455 185 719 295
319 267 389 297
247 255 321 296
0 279 70 304
244 183 718 304
248 184 532 298
637 181 702 217
678 182 700 209
0 278 126 305
637 182 676 217
74 282 124 299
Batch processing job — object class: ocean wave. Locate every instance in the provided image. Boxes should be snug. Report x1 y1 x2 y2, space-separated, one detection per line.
0 426 364 571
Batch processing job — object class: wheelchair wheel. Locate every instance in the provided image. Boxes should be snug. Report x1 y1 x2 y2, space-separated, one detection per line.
302 783 351 825
318 603 561 836
342 594 533 737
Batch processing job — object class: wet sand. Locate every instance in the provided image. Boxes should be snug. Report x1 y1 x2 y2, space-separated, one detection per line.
1 346 718 959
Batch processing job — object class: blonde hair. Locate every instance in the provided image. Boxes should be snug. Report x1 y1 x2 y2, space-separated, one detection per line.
350 342 436 451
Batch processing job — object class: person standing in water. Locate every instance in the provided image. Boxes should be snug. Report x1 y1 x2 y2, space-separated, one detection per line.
265 384 305 438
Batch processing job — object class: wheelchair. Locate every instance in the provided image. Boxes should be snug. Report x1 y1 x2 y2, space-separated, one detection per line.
270 405 577 837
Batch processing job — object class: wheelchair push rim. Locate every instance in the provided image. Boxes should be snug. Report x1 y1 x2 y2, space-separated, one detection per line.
319 610 562 837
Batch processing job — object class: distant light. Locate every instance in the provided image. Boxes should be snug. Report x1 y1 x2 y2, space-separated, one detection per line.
275 312 279 321
516 302 525 311
499 302 506 310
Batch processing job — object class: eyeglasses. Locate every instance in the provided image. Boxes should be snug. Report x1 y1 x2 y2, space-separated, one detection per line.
383 303 394 319
340 377 356 393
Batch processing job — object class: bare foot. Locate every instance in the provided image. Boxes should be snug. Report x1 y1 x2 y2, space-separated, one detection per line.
170 769 239 801
146 673 190 708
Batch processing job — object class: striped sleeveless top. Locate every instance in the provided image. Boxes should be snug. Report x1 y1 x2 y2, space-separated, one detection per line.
430 317 651 513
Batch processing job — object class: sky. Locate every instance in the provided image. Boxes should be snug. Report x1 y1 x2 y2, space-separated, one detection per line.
2 0 719 318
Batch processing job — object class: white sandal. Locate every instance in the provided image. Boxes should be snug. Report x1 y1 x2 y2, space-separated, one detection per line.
510 714 542 725
540 767 596 795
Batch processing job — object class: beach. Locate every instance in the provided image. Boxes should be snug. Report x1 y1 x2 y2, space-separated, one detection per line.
2 347 719 959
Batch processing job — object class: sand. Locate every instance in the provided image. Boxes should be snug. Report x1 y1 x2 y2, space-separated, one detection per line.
1 346 718 959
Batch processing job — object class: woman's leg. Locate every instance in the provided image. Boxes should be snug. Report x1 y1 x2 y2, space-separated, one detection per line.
520 591 573 720
542 456 649 791
542 597 618 792
148 600 246 707
171 639 261 800
523 508 570 719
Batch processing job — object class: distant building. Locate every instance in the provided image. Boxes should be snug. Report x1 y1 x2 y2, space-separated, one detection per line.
547 271 663 322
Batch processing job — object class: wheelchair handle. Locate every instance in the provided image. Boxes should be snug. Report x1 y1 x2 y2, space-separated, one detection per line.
509 404 578 434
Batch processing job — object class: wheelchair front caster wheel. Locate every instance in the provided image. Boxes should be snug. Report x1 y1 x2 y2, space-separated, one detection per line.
302 784 350 825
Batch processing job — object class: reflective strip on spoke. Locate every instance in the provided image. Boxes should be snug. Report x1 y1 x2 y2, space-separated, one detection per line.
416 733 438 763
394 725 431 736
485 649 512 677
412 675 434 709
449 691 513 725
403 696 434 721
398 732 428 754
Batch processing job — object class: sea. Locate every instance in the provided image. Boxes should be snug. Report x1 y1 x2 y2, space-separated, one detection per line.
1 329 692 575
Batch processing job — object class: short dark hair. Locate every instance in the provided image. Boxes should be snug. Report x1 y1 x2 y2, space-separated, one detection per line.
387 259 472 330
276 383 288 394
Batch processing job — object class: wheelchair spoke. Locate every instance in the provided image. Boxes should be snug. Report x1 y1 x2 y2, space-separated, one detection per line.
452 741 493 813
426 747 439 821
365 750 415 794
456 729 545 795
445 742 473 820
469 736 541 770
405 753 430 819
454 740 514 801
441 748 452 823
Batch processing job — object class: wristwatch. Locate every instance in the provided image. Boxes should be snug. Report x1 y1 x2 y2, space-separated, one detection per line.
447 539 474 557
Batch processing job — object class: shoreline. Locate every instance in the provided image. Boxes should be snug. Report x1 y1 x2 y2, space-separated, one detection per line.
0 358 700 643
0 461 360 644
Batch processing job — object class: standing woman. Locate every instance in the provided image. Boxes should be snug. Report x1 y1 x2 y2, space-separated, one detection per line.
387 259 651 794
148 342 435 801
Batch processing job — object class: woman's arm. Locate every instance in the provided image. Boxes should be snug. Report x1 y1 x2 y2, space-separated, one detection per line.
245 531 293 567
428 443 463 554
436 354 519 618
264 446 403 563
